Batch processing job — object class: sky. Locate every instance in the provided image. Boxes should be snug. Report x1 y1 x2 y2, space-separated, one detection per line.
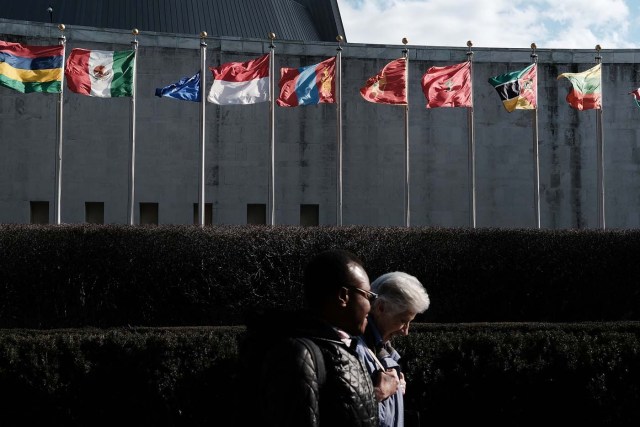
338 0 640 49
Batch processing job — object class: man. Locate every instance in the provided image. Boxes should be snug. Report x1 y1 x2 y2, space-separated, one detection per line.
238 249 379 426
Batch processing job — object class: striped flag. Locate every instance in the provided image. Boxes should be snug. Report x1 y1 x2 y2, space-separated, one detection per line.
65 49 135 98
0 40 63 93
207 54 269 105
277 57 335 107
557 64 601 110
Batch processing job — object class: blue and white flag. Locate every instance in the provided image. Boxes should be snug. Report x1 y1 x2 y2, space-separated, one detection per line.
155 72 200 101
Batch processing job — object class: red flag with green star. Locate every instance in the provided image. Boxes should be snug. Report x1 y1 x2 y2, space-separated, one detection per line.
421 61 471 108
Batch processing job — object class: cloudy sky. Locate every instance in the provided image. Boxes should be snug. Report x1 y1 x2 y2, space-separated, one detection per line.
338 0 639 49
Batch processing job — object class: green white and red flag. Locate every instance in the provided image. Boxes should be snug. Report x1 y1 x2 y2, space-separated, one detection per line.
65 49 135 97
557 64 601 110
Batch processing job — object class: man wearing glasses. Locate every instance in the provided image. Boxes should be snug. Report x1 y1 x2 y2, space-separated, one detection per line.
238 249 379 426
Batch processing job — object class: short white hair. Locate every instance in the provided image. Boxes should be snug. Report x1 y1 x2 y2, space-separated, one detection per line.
371 271 430 315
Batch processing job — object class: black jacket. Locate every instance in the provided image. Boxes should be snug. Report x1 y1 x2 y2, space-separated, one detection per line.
238 310 378 427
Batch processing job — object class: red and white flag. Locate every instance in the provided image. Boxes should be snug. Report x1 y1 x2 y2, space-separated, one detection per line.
207 54 269 105
421 61 472 108
360 58 407 105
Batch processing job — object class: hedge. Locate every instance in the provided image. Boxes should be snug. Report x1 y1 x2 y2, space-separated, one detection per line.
1 323 638 426
0 225 640 328
2 225 640 327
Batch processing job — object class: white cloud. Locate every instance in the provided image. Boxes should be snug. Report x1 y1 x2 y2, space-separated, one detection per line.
338 0 637 49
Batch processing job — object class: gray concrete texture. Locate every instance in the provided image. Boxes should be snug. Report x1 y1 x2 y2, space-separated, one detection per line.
2 19 640 228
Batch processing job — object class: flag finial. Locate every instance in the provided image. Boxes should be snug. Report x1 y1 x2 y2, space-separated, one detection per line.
58 24 65 43
531 43 538 63
337 35 344 51
132 28 139 36
268 32 276 41
200 31 207 39
402 37 408 45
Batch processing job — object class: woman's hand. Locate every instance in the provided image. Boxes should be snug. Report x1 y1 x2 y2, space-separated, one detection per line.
373 368 399 401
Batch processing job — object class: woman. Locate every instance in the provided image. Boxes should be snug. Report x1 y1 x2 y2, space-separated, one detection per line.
355 271 430 427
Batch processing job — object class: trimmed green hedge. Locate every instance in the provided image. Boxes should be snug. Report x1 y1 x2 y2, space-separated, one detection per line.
1 323 638 426
2 225 640 327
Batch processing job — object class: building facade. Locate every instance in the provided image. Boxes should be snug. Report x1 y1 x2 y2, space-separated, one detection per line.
2 17 640 228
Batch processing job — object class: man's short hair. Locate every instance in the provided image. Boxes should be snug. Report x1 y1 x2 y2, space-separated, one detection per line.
303 249 364 308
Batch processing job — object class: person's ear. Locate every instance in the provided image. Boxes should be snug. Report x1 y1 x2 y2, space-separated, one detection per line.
338 286 349 307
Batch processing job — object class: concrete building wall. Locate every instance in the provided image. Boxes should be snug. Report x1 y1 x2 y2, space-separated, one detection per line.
3 19 640 228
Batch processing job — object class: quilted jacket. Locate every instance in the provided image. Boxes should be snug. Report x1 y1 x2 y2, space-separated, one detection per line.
238 310 379 427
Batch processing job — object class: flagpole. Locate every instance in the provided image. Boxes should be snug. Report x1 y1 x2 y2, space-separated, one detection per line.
336 35 344 226
531 43 541 229
54 24 65 225
128 29 139 225
402 37 410 227
595 44 605 229
268 32 276 226
198 31 208 227
466 40 476 229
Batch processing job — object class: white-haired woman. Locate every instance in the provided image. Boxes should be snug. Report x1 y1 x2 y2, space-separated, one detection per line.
354 271 430 427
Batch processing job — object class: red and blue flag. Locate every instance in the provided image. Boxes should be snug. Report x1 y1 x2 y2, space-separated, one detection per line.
277 57 335 107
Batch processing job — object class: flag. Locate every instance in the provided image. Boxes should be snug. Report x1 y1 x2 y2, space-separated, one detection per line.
155 72 200 102
277 57 335 107
421 61 471 108
360 58 407 105
207 54 269 105
629 88 640 108
557 64 601 110
65 49 135 97
488 63 537 112
0 41 63 93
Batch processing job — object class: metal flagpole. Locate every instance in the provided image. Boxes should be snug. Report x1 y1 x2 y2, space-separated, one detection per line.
54 24 66 225
466 40 476 229
402 37 410 227
268 32 276 226
531 43 541 229
198 31 208 227
336 35 344 226
128 29 139 225
595 44 605 229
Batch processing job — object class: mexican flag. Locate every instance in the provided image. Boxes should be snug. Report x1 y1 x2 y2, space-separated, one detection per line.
65 49 135 97
557 64 601 110
488 63 537 112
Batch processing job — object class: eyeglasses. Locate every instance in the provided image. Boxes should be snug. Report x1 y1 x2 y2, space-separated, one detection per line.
344 285 378 302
